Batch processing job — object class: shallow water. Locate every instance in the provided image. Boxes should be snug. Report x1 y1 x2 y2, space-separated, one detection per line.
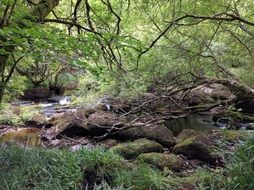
164 114 217 136
18 96 76 118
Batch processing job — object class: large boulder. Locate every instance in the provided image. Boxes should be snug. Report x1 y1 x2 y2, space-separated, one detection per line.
25 114 48 128
87 111 125 135
137 153 184 171
173 129 220 164
23 87 51 100
118 123 175 147
0 127 41 146
47 96 62 103
42 110 88 140
184 84 234 106
110 138 164 159
175 129 205 144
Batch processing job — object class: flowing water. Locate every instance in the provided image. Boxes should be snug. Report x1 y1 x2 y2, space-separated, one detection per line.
19 96 76 118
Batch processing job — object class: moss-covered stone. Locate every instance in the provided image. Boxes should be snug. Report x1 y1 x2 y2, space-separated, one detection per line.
118 123 175 147
0 127 41 146
137 153 183 170
222 130 245 142
175 129 205 144
25 114 48 128
173 131 219 163
110 138 164 159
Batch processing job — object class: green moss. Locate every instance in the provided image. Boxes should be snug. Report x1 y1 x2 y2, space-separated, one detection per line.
176 136 194 147
111 138 164 159
137 153 183 170
222 130 245 142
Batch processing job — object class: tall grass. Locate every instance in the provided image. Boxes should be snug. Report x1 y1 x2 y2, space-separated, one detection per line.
2 136 253 190
195 136 254 190
225 137 254 190
0 146 168 190
0 146 123 190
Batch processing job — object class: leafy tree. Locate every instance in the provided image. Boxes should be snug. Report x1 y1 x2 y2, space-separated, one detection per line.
0 0 59 104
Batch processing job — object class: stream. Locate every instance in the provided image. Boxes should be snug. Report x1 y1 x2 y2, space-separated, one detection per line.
19 96 76 118
164 114 217 136
16 96 254 136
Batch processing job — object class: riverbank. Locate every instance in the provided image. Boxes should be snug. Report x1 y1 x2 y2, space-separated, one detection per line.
1 81 254 189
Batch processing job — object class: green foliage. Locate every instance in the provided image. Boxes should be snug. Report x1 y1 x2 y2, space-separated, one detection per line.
195 135 254 190
113 164 169 190
0 104 39 126
0 146 125 190
3 75 28 102
0 145 173 190
225 136 254 190
77 73 99 96
0 146 83 190
2 0 254 102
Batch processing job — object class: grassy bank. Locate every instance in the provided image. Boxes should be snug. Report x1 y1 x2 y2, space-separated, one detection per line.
0 146 168 190
0 135 254 190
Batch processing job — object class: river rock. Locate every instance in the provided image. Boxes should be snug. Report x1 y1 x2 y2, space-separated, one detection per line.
47 96 62 103
99 139 119 149
110 138 164 159
0 127 41 146
118 123 175 147
42 110 88 140
25 114 48 128
173 129 220 164
175 129 205 144
23 87 51 100
0 125 14 136
184 84 233 106
137 153 184 171
87 111 125 135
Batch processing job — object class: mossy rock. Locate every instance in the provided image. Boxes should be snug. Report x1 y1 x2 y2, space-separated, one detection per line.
110 138 164 159
118 123 175 147
137 152 184 171
173 131 220 164
0 127 41 146
25 114 48 128
175 129 206 144
222 130 245 142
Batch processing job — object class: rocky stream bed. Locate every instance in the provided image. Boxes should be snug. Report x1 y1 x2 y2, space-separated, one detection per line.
1 82 254 189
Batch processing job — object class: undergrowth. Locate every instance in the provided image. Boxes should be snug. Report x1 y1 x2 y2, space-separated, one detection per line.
0 146 168 190
1 135 254 190
196 135 254 190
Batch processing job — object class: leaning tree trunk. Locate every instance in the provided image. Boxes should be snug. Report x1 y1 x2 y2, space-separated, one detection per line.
0 0 60 106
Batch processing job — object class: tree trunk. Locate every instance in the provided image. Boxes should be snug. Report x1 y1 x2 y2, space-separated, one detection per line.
0 0 60 105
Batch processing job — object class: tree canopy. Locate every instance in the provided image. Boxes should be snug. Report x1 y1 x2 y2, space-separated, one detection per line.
1 0 254 102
